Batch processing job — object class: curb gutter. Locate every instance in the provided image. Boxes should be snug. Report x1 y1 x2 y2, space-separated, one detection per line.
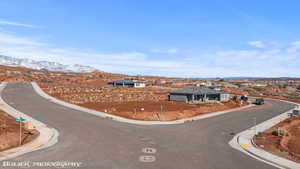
229 99 300 169
0 82 59 161
31 82 254 125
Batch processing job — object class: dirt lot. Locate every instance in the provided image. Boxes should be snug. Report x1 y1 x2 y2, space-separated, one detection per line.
0 65 248 121
0 110 39 151
41 80 247 121
38 75 247 121
254 115 300 163
77 100 245 121
47 85 170 104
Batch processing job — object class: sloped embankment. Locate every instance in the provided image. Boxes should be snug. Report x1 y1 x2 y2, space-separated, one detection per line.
254 115 300 163
0 109 39 151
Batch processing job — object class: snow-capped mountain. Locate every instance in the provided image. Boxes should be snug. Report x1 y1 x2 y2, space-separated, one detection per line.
0 55 97 73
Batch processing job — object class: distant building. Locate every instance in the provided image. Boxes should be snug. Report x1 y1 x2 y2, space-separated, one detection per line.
196 81 212 87
208 85 224 91
169 88 230 103
108 80 146 88
240 82 267 87
240 82 253 87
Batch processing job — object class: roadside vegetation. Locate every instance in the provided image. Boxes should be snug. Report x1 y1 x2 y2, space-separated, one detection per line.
254 114 300 163
0 109 39 151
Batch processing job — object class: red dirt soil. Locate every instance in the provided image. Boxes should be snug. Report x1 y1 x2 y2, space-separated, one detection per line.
0 109 39 151
40 79 248 121
38 76 247 121
0 64 248 121
77 100 245 121
254 116 300 163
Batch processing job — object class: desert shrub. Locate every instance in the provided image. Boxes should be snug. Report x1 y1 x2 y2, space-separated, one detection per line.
234 82 241 88
232 95 238 101
40 78 53 83
256 132 264 137
272 128 288 136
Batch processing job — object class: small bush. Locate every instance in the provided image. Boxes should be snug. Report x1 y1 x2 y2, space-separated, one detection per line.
232 96 238 101
40 78 53 83
256 132 264 137
272 128 288 136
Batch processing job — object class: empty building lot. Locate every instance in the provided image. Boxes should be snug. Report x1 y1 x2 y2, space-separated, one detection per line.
0 82 294 169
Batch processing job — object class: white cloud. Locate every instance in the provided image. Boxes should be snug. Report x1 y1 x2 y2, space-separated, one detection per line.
166 48 178 54
0 29 298 77
286 41 300 53
290 41 300 47
0 32 43 46
248 41 265 48
0 19 36 28
151 48 178 54
183 41 300 77
0 31 184 73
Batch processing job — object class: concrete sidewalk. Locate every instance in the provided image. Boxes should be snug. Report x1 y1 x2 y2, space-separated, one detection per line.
32 82 254 125
0 82 59 161
229 99 300 169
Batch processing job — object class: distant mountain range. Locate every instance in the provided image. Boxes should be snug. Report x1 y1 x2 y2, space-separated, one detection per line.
199 77 294 81
0 55 96 73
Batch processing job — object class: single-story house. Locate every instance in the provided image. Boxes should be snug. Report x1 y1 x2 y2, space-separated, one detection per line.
240 82 267 87
208 85 224 91
169 88 230 103
108 80 146 88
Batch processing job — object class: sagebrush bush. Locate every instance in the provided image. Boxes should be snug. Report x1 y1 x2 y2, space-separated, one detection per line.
272 128 288 136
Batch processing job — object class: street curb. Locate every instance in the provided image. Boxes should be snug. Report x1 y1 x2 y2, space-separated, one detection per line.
31 82 254 125
0 82 59 161
229 99 300 169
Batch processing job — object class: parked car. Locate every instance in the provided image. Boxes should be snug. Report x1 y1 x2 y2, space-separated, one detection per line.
288 109 300 117
292 109 300 115
240 95 248 102
253 98 264 105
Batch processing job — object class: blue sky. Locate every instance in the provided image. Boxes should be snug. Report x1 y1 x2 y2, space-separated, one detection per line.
0 0 299 77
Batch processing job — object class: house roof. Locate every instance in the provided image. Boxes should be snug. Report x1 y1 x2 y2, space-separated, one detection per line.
208 85 224 88
108 80 144 85
170 88 229 95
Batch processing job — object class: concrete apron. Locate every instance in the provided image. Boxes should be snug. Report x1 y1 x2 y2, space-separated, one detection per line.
0 82 59 161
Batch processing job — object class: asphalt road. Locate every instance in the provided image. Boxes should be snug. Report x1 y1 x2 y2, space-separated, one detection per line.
0 82 295 169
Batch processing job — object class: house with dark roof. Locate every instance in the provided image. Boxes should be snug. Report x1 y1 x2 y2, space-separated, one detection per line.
208 85 224 91
169 88 230 103
107 80 146 88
